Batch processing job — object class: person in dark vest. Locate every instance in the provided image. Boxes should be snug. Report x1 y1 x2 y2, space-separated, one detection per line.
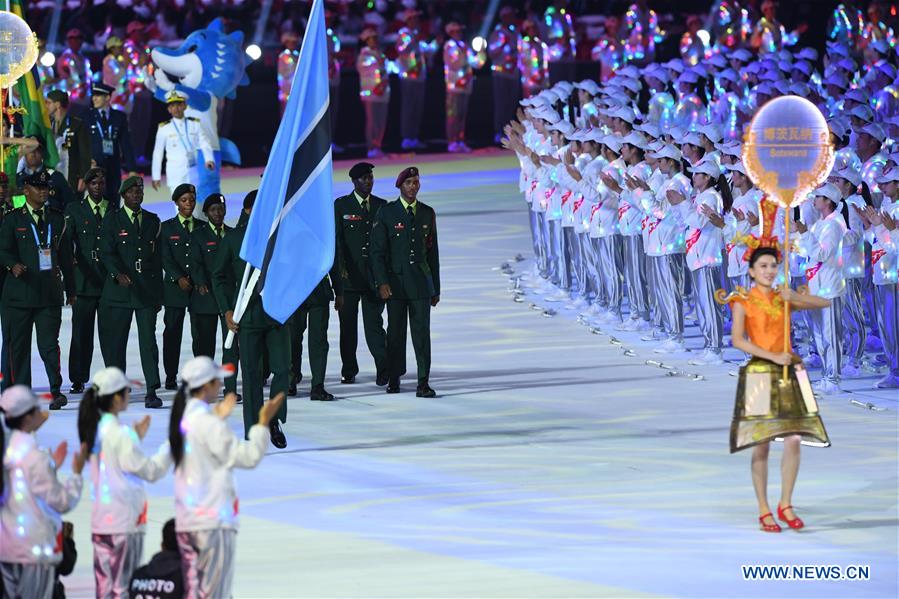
334 162 388 385
190 193 240 400
64 167 109 394
370 167 440 397
15 137 76 212
211 190 288 448
85 82 136 204
0 170 74 406
97 176 163 408
128 519 183 599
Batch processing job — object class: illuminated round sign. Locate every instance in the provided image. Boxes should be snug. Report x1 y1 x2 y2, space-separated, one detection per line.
0 11 39 89
742 95 834 208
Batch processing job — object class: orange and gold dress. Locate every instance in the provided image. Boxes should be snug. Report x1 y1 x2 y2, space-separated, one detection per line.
728 286 830 453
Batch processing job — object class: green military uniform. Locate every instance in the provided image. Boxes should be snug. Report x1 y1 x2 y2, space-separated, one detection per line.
212 226 288 435
0 202 74 394
370 197 440 387
160 213 202 386
289 268 342 390
98 204 163 391
191 220 239 393
0 199 15 383
64 195 109 387
334 191 388 380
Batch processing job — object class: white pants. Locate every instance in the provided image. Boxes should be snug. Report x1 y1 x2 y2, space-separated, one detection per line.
177 529 237 599
0 562 55 599
93 532 145 599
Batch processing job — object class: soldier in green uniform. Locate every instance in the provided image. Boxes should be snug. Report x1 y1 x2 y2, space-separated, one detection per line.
98 176 163 408
334 162 388 385
0 171 74 407
15 137 77 211
370 167 440 397
0 172 12 382
288 265 342 402
160 183 200 389
212 191 288 448
190 193 240 399
64 167 109 394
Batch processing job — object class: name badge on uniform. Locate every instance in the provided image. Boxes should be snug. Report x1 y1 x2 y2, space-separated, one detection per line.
102 139 114 156
38 247 52 271
394 223 405 230
343 214 362 221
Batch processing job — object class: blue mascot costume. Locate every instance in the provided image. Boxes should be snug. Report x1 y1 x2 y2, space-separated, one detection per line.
147 19 249 202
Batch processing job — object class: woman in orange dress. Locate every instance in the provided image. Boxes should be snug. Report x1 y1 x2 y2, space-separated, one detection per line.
728 247 831 533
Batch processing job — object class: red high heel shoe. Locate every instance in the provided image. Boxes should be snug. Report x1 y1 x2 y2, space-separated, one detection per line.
759 512 782 533
777 504 805 530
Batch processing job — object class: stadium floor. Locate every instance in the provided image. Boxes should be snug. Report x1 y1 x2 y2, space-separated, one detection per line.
34 151 898 597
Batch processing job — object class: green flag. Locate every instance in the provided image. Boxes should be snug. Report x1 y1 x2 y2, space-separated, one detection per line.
10 0 59 168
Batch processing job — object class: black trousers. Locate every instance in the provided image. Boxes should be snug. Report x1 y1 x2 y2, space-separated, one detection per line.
69 295 100 385
3 305 63 394
191 312 239 393
163 306 204 383
239 321 289 436
400 79 426 141
290 303 329 387
99 305 161 390
385 297 431 386
338 290 387 379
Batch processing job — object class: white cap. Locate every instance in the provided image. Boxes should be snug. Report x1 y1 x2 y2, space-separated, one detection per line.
0 386 40 419
826 41 850 57
717 141 742 158
677 70 699 84
875 168 899 185
601 135 622 153
877 62 898 80
649 144 682 161
165 90 188 104
844 88 868 105
636 122 661 138
643 66 670 84
813 183 841 203
549 120 575 136
665 58 686 73
698 124 722 143
828 118 849 139
791 60 813 76
832 166 861 187
708 54 728 69
92 367 129 396
620 131 648 150
615 77 641 93
180 356 234 389
797 47 818 61
718 68 739 83
617 65 640 79
609 106 636 123
822 72 849 89
788 82 811 97
870 39 890 55
759 69 782 82
692 159 721 178
728 48 753 63
679 132 704 147
848 104 874 122
577 79 601 96
553 81 574 96
858 122 886 143
727 161 747 175
534 107 561 124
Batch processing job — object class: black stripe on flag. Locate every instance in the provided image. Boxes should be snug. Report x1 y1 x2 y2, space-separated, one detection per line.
259 104 331 286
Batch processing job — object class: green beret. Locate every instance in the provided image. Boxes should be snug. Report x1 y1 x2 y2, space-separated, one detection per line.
119 175 143 195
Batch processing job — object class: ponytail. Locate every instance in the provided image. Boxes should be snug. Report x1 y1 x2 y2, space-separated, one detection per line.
77 386 120 454
840 196 851 225
169 383 189 468
861 182 874 207
717 174 734 213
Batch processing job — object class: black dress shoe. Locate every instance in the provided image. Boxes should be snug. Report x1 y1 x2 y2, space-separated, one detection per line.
340 375 356 384
310 385 335 401
269 420 287 448
68 383 84 394
49 394 68 410
235 393 242 404
416 385 437 398
376 372 389 386
144 392 163 409
164 379 178 391
386 379 400 394
287 384 298 397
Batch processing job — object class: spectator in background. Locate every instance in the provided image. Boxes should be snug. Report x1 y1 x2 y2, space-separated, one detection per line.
56 29 93 111
543 0 576 61
357 28 390 159
443 22 486 153
488 6 521 145
103 37 133 114
396 9 438 151
129 519 183 599
326 9 343 153
518 19 549 98
45 90 92 195
124 21 154 166
277 31 301 117
592 16 625 82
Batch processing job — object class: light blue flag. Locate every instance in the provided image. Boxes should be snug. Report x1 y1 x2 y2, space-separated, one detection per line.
240 0 333 324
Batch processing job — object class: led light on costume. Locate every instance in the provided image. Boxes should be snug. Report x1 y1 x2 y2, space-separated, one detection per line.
624 3 664 63
396 26 437 80
752 17 799 55
680 31 710 66
827 3 864 46
357 46 390 99
543 6 576 61
327 27 341 86
57 47 93 103
103 52 132 113
646 90 675 129
488 24 519 75
518 35 550 98
277 47 300 107
709 0 750 52
673 93 707 128
444 39 486 93
591 35 624 81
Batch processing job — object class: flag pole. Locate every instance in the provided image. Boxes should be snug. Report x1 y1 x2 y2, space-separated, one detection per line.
224 263 259 349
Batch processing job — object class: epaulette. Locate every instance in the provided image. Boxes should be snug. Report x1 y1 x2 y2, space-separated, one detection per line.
159 120 171 127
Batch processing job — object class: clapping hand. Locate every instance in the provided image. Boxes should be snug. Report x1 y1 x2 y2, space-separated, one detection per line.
214 393 238 419
134 415 151 440
701 205 725 228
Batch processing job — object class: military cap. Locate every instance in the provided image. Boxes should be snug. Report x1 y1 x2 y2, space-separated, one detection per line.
92 82 115 96
22 170 51 187
395 167 420 188
83 167 106 183
120 175 143 194
349 162 374 179
172 183 196 202
202 193 226 213
165 90 188 104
